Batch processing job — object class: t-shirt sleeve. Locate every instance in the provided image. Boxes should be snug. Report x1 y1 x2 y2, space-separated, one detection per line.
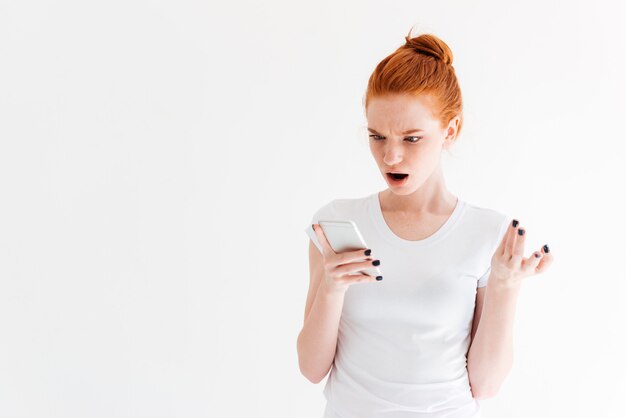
476 267 491 288
304 200 335 254
477 215 512 288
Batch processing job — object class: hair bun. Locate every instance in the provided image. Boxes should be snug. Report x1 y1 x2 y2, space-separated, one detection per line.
404 32 453 66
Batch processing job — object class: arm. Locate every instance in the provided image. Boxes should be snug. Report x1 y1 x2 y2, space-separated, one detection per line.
467 217 554 399
467 277 521 399
296 241 346 384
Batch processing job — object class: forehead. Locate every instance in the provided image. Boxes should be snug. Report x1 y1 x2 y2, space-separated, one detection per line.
366 94 439 131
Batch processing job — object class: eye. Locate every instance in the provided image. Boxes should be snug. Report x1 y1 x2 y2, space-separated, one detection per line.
368 134 422 143
406 136 422 143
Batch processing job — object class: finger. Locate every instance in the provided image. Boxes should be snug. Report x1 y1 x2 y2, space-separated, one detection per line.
522 248 543 273
336 248 374 266
503 219 519 258
335 244 374 262
335 258 380 277
312 224 337 256
335 250 372 271
535 244 553 274
512 226 526 265
337 273 378 285
496 219 512 256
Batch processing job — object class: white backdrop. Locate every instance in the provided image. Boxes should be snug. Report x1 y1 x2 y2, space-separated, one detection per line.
1 1 625 417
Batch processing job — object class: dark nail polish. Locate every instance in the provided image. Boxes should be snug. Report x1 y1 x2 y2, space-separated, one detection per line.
512 219 518 227
376 276 383 281
312 224 315 231
372 259 380 266
534 252 541 258
518 228 524 235
543 244 550 253
364 249 371 256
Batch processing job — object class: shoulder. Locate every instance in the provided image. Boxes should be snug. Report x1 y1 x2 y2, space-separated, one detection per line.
463 200 510 229
309 198 337 217
330 194 371 214
310 194 371 220
461 200 511 243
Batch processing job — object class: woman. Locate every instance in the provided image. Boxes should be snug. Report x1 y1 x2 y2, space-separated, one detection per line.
297 29 554 418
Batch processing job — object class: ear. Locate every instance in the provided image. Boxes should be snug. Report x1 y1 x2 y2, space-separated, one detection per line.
443 116 460 149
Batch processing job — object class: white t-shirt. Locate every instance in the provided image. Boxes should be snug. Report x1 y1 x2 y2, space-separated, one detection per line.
304 191 510 418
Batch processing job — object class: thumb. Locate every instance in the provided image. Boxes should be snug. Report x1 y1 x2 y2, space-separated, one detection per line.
313 223 336 255
521 248 543 274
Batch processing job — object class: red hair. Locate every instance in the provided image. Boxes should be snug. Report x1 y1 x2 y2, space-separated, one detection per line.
363 28 464 138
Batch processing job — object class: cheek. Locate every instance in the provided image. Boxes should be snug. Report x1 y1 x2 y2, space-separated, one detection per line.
408 148 439 168
370 144 384 159
419 143 441 158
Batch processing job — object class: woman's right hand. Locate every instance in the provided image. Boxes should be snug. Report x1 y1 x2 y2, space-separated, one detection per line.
312 224 382 294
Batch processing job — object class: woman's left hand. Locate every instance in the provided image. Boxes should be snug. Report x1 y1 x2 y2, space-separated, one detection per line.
489 219 554 288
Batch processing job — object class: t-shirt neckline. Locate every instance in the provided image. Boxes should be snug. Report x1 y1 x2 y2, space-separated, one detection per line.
368 191 466 249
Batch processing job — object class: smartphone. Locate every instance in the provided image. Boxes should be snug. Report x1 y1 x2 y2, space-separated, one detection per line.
318 220 382 278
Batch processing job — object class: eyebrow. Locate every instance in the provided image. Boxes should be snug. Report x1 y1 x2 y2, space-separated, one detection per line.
367 128 424 135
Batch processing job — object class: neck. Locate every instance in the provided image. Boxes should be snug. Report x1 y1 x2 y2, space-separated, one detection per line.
380 163 457 215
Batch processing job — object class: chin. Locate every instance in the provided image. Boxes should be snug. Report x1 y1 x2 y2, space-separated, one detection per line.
386 176 427 195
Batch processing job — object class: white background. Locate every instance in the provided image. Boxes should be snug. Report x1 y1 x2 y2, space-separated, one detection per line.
1 1 625 417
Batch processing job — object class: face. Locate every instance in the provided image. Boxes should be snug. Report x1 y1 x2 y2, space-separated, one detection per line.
366 93 459 193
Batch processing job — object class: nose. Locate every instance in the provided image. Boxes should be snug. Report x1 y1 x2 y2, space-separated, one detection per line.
382 142 403 166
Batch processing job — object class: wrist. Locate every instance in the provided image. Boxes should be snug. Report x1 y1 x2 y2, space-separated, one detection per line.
488 275 523 292
320 279 347 297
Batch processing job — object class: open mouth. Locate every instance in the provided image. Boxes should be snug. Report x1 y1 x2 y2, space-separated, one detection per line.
386 172 409 185
387 173 409 180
